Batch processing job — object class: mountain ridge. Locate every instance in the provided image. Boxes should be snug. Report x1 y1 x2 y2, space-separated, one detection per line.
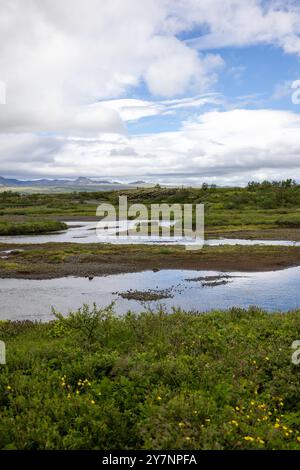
0 175 146 187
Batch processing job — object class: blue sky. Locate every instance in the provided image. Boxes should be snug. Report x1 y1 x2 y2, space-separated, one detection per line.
1 0 300 184
126 43 300 137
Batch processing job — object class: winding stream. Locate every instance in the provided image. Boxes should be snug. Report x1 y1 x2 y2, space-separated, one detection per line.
0 220 299 246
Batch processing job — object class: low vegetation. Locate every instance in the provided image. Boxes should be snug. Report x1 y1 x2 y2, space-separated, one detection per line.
0 220 67 236
1 243 300 278
1 179 300 234
1 305 300 450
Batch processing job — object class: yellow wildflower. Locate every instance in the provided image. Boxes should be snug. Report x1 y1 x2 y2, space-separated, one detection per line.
230 420 239 427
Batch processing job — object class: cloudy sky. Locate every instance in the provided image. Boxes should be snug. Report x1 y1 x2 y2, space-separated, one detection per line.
1 0 300 184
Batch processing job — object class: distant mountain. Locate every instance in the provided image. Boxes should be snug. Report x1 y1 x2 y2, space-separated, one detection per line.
0 176 70 187
73 177 93 185
0 175 149 189
129 180 146 185
0 176 26 186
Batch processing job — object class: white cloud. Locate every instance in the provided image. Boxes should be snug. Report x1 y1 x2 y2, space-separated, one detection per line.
100 94 223 122
110 146 138 156
143 37 223 97
184 0 300 55
0 0 223 134
1 1 300 183
2 109 300 184
99 99 164 122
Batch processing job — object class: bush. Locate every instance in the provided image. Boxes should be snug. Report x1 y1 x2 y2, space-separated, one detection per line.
1 306 300 449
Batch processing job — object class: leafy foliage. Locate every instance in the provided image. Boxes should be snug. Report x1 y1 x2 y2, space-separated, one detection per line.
1 305 300 449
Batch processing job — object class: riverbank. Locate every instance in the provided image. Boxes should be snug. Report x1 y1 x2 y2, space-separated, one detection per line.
1 243 300 279
1 305 300 450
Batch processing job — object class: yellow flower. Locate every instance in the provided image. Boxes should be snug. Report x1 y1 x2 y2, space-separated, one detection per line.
230 420 239 427
185 437 191 441
6 385 11 390
297 437 300 443
157 396 162 401
257 438 265 445
274 423 280 429
91 400 95 405
178 422 185 427
244 436 254 442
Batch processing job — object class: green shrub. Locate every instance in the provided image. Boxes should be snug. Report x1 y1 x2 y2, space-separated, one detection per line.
1 306 300 449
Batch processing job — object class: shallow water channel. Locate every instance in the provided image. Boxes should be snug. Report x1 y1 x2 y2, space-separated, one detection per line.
0 221 299 246
1 266 299 321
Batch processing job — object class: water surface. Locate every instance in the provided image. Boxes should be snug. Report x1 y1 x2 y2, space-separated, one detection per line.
1 266 299 321
0 221 299 247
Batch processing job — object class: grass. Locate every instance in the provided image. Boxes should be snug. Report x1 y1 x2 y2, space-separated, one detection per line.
0 220 67 236
1 305 300 450
1 181 300 235
1 243 300 278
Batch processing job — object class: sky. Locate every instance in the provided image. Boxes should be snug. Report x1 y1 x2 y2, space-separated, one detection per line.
0 0 300 185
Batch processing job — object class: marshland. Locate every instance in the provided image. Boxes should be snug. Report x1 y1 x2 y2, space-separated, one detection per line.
1 181 300 449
